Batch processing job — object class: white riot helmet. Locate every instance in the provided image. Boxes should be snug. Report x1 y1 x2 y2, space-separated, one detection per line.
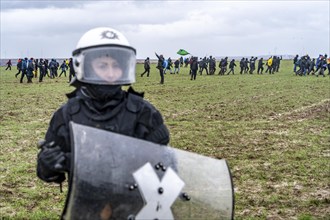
72 27 136 85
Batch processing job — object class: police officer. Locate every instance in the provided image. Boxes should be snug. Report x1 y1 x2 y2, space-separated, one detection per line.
36 27 170 188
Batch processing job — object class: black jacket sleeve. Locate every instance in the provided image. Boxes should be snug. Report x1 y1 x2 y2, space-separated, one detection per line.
36 106 70 183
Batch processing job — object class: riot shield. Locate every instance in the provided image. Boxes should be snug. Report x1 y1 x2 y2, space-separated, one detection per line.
63 122 234 220
171 149 234 219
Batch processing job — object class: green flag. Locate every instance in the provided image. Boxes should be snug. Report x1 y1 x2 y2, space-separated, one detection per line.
177 49 190 56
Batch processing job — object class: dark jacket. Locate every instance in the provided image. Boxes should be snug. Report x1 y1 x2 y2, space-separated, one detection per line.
144 59 150 69
37 86 170 183
229 60 236 68
191 58 198 71
17 60 22 70
155 53 164 70
174 59 180 68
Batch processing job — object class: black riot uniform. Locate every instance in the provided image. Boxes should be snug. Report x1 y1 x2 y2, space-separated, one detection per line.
37 83 169 183
37 27 170 186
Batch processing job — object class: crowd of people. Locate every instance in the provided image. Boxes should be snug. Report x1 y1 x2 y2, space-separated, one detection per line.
293 54 329 77
4 53 330 84
5 57 75 83
141 53 329 84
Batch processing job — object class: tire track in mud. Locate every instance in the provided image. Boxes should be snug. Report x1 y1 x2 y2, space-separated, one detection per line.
269 99 330 121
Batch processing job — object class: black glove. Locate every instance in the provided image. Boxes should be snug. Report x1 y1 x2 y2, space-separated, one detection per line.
38 146 65 171
37 142 70 183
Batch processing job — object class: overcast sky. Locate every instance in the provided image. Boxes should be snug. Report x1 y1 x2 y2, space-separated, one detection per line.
1 0 329 59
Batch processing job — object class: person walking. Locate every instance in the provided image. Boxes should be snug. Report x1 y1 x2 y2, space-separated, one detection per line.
26 58 35 83
173 58 180 74
293 54 299 73
239 58 245 74
249 56 257 74
5 59 12 70
209 56 216 75
20 58 28 83
190 56 198 80
257 58 264 74
140 57 150 77
59 60 68 77
15 59 23 78
316 56 327 77
34 59 39 78
227 59 236 75
68 58 75 83
265 56 273 74
199 57 209 75
38 59 46 82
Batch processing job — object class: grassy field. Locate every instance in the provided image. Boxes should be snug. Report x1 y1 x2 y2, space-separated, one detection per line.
0 60 329 219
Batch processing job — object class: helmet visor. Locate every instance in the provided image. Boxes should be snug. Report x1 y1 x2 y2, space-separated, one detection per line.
79 46 136 85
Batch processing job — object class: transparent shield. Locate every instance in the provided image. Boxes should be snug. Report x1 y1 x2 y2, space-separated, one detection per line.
172 149 234 219
63 122 234 220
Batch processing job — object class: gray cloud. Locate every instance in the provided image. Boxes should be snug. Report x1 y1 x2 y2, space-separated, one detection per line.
1 0 329 59
0 0 84 10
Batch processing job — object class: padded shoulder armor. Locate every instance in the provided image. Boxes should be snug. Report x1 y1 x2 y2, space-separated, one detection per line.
126 93 143 113
66 97 81 116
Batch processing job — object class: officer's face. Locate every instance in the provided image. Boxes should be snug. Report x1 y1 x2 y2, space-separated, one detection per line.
91 56 123 82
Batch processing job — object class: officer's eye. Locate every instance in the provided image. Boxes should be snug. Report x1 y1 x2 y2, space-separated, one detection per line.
112 62 120 69
96 62 108 70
